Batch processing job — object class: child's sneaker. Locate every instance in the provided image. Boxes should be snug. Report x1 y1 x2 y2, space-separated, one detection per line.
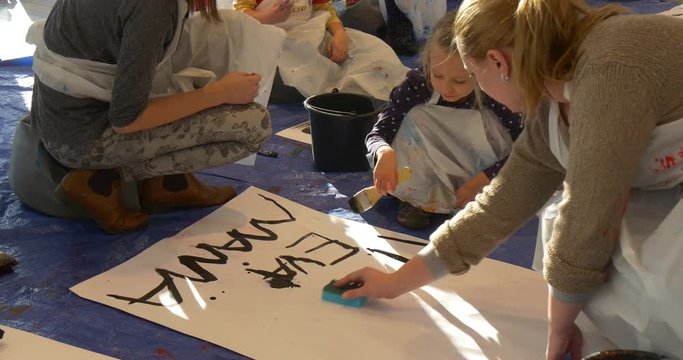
396 201 430 229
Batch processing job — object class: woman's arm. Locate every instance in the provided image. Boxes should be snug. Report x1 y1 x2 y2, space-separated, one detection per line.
546 293 584 360
113 72 261 134
335 254 435 300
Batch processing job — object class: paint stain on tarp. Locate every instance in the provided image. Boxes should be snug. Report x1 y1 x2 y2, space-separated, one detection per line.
6 304 31 316
155 348 176 359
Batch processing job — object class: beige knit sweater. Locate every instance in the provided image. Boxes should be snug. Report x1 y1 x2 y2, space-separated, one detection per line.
428 13 683 294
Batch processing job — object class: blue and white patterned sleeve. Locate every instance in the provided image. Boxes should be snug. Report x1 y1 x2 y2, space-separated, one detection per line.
365 69 432 163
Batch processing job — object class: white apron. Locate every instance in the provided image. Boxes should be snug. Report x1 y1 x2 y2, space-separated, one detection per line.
262 3 408 100
26 5 286 107
390 93 513 214
535 95 683 357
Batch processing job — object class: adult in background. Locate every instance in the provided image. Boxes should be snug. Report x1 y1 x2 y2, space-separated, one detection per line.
24 0 272 233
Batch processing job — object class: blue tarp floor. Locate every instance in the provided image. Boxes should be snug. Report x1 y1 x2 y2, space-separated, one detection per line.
0 0 679 358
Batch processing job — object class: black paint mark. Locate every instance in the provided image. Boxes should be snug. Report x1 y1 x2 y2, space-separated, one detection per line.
242 262 249 266
286 232 359 265
377 234 428 247
210 296 216 300
246 256 325 288
107 194 296 306
367 248 409 263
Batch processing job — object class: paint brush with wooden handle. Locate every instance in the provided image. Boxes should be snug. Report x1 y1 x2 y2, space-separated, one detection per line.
348 167 411 214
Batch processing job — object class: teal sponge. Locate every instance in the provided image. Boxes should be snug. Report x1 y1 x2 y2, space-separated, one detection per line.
322 280 367 308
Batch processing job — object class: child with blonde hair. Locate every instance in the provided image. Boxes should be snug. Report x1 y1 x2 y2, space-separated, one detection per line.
366 10 522 229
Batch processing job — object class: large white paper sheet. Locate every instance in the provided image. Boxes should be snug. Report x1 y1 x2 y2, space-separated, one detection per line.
0 326 115 360
71 186 613 359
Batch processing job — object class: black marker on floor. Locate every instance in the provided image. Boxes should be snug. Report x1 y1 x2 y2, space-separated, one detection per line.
257 150 278 158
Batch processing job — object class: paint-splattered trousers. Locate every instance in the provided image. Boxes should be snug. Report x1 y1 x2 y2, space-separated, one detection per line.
43 103 271 181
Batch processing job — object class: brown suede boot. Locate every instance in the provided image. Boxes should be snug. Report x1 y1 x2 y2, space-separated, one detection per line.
59 169 149 234
140 173 237 213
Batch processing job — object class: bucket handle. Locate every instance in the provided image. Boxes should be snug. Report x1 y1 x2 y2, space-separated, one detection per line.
306 104 358 117
306 88 358 117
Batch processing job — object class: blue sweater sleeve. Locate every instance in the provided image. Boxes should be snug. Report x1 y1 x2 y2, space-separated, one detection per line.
365 69 432 162
480 93 524 180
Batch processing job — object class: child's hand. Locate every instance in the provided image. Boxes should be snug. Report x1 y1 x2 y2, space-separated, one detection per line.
209 72 262 105
262 0 293 24
373 146 397 195
327 28 348 63
455 172 489 208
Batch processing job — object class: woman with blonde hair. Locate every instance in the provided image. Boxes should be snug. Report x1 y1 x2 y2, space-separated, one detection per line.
337 0 683 358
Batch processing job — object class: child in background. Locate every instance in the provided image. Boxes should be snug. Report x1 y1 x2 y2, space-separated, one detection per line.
233 0 408 101
234 0 349 63
366 10 522 229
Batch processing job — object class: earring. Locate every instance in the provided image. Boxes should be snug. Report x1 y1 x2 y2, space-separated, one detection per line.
500 73 510 82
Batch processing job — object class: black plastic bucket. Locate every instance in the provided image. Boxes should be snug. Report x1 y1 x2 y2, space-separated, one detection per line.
304 91 383 172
